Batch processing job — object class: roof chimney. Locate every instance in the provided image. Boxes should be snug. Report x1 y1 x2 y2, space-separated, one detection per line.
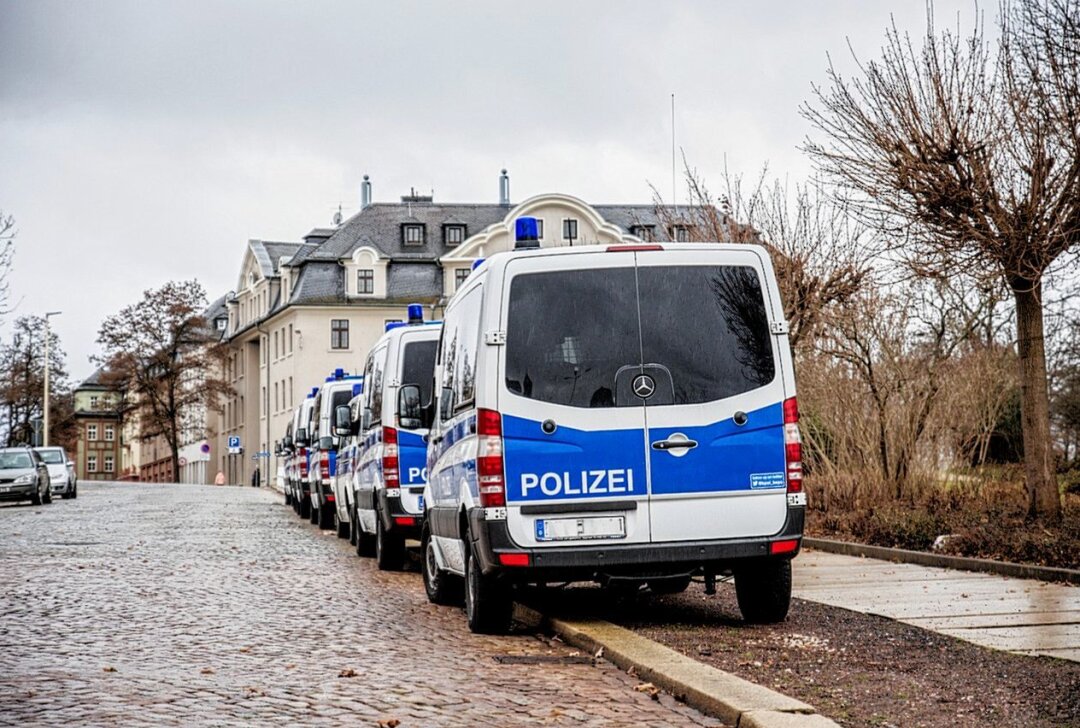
361 175 372 209
499 169 510 206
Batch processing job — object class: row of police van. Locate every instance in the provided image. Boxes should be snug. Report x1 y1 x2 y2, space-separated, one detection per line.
275 218 806 634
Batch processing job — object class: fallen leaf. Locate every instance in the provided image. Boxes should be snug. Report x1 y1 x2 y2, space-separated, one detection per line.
633 682 661 700
339 668 358 678
102 666 117 673
201 667 215 675
377 719 401 728
239 647 252 654
594 647 604 660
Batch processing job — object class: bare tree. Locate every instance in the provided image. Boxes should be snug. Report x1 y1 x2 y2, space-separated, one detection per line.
0 211 15 322
95 280 231 482
802 1 1080 521
0 316 70 447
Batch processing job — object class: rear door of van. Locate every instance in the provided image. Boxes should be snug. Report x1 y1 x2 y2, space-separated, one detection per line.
395 330 439 515
498 252 652 548
635 247 790 541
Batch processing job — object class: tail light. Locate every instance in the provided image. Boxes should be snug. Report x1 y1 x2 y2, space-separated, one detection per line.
783 397 802 494
383 427 399 490
477 408 505 507
320 449 330 482
299 448 308 478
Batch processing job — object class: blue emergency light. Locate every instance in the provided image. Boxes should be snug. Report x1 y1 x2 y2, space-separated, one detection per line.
471 258 484 270
308 387 319 398
352 383 364 396
407 303 424 324
515 217 540 249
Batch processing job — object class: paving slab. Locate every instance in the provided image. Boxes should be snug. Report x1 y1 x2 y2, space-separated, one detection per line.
795 549 1080 661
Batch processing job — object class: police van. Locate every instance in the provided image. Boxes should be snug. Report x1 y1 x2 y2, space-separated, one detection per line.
345 305 440 570
286 391 319 519
422 218 806 633
330 389 365 541
308 369 363 531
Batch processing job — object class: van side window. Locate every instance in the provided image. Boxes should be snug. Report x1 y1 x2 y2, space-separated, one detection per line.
438 320 459 422
453 288 484 410
368 347 387 422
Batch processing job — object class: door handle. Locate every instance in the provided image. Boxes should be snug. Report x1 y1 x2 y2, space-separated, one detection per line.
651 438 698 451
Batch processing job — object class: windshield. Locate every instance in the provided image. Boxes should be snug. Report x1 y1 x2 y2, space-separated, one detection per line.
37 449 65 464
330 390 352 412
0 452 33 469
504 265 775 408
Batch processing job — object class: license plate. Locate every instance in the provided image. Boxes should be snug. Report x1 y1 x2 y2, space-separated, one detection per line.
535 516 626 542
417 495 425 512
0 486 9 492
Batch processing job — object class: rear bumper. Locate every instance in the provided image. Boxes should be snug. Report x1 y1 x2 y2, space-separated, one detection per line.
375 490 422 539
468 506 805 581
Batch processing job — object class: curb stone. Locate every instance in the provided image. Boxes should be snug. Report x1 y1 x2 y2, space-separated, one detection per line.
514 604 841 728
803 537 1080 585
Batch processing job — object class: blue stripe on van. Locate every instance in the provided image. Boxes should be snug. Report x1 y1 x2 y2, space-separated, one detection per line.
647 401 786 496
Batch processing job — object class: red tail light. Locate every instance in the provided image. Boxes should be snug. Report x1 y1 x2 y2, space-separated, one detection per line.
394 516 415 527
320 450 330 482
770 538 799 555
498 553 530 567
477 408 505 507
783 397 802 494
299 448 308 478
383 427 399 490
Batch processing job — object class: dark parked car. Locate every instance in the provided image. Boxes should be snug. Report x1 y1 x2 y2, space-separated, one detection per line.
0 446 53 505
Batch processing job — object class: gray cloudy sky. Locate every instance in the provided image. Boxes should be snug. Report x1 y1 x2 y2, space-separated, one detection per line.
0 0 975 382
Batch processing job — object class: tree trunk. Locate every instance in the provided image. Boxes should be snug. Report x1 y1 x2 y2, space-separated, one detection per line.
1012 281 1061 522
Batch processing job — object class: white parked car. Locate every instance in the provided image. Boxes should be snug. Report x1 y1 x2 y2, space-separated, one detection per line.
36 447 77 499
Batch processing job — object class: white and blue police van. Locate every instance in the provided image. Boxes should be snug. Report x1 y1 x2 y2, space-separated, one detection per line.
422 217 806 633
330 384 366 540
308 369 363 531
287 390 319 519
346 305 441 570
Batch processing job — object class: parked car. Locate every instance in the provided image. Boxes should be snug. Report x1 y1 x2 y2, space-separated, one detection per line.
35 446 77 499
423 219 805 633
332 390 364 541
0 446 53 506
344 307 439 569
308 369 364 531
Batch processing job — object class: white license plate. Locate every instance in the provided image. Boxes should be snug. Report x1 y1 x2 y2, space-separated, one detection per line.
535 516 626 542
417 495 425 511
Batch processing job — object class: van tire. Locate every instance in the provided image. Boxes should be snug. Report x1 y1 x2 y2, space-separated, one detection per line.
356 525 376 557
318 501 334 530
464 544 513 634
349 503 359 546
734 559 792 624
422 522 463 606
299 495 311 519
375 512 405 571
335 511 350 539
284 490 292 506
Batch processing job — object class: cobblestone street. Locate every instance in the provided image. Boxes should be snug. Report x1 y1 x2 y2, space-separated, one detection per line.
0 482 718 727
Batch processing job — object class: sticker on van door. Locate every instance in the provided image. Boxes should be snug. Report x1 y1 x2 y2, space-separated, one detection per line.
749 472 786 489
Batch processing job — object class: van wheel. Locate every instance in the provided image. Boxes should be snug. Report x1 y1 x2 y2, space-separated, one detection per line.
465 544 513 634
284 491 292 506
734 559 792 624
648 575 692 595
318 501 334 530
348 503 359 546
308 500 319 524
375 512 405 571
422 522 463 606
356 523 375 557
335 511 350 539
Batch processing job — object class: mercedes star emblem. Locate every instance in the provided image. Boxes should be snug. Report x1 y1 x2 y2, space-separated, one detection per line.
632 374 656 399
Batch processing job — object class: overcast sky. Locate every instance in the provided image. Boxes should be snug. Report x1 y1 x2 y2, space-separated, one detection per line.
0 0 977 382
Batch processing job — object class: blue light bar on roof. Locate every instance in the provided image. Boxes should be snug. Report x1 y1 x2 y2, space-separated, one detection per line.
308 387 319 398
471 259 484 270
515 217 540 250
352 383 364 396
385 321 406 332
334 368 345 379
407 303 423 324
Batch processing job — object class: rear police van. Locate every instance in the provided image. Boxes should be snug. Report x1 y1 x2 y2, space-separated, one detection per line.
350 305 440 571
330 385 365 540
308 369 364 531
289 391 319 519
423 218 806 633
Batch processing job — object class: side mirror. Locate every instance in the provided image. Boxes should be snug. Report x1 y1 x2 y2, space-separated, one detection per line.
283 436 294 452
361 408 373 431
334 405 352 437
295 428 309 447
398 384 423 430
318 436 334 451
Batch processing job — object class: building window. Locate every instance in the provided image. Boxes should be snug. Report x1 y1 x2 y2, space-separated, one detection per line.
631 224 655 242
444 225 466 246
274 382 279 412
357 269 374 295
536 219 545 239
104 426 115 442
331 319 350 350
288 324 294 354
216 318 227 331
88 424 98 441
455 268 471 290
104 455 114 473
88 455 98 473
288 377 293 408
670 224 690 242
563 218 578 243
403 224 425 246
89 396 99 410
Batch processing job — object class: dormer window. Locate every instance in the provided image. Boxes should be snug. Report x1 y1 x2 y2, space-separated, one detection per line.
357 269 374 295
562 218 578 243
403 224 425 246
248 272 256 287
443 224 466 246
216 318 227 331
670 224 691 242
631 224 655 242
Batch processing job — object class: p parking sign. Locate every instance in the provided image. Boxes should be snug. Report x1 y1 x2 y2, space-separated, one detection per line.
228 436 242 454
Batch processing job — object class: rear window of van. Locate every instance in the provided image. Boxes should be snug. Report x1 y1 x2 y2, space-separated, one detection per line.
504 265 775 407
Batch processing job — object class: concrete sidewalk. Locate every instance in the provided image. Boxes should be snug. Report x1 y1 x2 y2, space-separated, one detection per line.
794 549 1080 662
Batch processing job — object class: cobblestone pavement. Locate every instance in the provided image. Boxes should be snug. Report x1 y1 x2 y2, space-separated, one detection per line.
0 482 719 727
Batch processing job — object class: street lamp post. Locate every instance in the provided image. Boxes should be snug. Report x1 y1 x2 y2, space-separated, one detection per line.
43 311 62 447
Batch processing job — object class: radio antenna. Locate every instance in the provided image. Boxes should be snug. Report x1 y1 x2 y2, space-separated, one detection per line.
671 93 677 210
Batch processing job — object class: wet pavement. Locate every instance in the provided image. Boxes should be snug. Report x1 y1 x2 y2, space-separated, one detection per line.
794 550 1080 662
0 482 719 727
